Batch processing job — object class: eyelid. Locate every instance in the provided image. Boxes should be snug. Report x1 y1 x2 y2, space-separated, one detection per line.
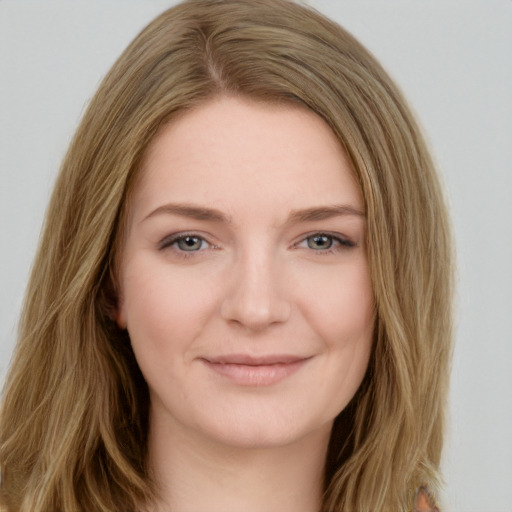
158 232 215 252
294 231 356 251
157 230 356 255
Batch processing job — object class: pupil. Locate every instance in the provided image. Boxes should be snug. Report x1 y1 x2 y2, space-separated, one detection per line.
310 235 332 249
180 236 201 250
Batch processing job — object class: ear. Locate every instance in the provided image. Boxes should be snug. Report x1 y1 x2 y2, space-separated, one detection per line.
114 294 128 330
100 270 127 329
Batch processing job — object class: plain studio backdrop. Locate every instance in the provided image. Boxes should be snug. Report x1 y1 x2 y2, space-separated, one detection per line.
1 1 511 511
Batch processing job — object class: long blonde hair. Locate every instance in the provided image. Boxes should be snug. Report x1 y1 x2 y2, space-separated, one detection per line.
0 1 453 510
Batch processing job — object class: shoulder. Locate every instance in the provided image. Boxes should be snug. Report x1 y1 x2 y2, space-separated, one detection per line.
414 487 440 512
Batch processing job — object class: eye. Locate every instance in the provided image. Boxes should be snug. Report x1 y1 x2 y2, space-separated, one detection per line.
175 235 206 252
159 233 211 252
307 234 335 250
298 232 355 252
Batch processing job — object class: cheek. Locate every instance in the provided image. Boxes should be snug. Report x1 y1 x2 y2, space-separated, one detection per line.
119 258 218 367
300 261 374 348
282 259 374 424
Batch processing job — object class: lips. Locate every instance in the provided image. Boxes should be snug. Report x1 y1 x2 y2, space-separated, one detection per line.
204 354 307 365
200 354 311 386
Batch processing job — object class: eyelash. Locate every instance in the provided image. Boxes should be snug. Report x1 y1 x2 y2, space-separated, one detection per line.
158 232 216 256
295 232 356 254
158 231 356 257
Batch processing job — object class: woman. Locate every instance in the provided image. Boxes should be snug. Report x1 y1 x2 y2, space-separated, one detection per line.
0 1 453 511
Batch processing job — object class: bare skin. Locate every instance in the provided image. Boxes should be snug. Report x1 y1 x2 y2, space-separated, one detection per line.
118 96 374 512
147 413 330 512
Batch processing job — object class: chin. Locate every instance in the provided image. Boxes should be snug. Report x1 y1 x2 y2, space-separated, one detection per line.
192 409 334 451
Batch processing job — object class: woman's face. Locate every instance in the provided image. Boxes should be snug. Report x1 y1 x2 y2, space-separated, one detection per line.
116 96 374 449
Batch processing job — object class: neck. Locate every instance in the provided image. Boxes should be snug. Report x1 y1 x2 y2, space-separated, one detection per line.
146 417 331 512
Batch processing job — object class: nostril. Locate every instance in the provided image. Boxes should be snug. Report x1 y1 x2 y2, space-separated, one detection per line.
220 284 291 331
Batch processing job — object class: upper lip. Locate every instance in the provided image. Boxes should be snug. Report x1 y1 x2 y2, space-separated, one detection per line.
202 354 310 366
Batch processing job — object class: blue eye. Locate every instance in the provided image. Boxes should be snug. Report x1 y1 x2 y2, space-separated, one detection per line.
301 233 355 252
159 234 210 252
175 235 205 252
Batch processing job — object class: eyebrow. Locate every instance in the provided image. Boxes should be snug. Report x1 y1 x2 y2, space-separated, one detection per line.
288 204 365 223
142 202 364 224
143 203 230 223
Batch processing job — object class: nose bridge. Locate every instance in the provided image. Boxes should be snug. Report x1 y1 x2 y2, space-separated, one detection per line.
220 239 290 330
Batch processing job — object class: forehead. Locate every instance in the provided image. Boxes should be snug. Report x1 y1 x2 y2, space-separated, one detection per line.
133 96 362 221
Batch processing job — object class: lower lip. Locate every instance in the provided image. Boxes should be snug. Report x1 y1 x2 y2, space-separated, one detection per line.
201 359 308 387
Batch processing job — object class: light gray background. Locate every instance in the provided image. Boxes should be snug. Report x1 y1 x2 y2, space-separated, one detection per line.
1 2 511 510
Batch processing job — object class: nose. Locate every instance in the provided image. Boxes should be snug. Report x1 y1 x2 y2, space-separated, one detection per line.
220 247 291 332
